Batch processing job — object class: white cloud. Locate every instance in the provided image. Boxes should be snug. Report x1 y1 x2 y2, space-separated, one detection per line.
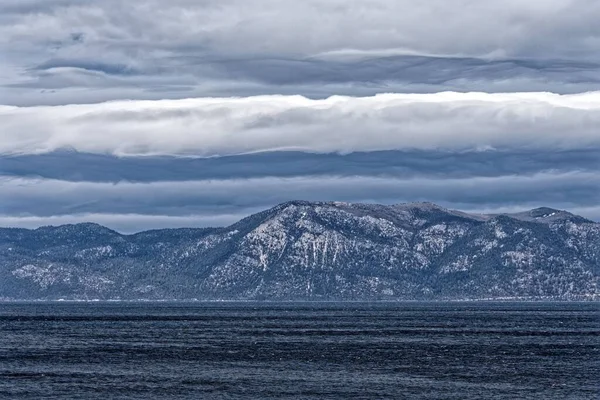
2 0 599 61
2 92 600 156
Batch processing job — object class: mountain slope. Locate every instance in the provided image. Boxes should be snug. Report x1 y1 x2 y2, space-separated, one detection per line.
0 201 598 300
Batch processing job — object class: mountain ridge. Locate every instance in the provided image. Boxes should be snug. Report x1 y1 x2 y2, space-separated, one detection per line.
4 202 592 235
1 202 598 301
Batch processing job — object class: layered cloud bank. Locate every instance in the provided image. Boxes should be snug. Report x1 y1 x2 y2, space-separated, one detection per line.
1 91 600 230
3 172 599 216
5 0 598 61
4 149 599 183
2 0 600 104
3 92 600 156
1 1 599 230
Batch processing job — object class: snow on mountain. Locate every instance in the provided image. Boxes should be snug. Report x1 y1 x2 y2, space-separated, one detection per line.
0 201 598 300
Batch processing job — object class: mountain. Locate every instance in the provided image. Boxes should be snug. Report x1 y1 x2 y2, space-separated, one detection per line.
1 201 598 300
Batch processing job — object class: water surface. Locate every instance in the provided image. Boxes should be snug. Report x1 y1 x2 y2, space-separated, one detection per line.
0 302 598 399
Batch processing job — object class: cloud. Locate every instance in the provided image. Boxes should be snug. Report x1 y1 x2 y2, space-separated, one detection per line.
1 1 598 229
3 0 599 61
2 0 600 104
2 92 600 156
2 172 598 220
2 149 599 183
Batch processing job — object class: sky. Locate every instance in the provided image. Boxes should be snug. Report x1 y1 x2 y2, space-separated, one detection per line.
1 0 599 232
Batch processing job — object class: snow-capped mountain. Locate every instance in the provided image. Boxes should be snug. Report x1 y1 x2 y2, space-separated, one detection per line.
1 201 598 300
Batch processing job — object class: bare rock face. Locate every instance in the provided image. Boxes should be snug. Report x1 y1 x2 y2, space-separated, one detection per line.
1 202 598 300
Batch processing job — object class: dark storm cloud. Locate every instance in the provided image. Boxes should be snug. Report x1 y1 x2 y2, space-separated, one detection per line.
2 149 599 183
203 55 600 88
31 55 597 88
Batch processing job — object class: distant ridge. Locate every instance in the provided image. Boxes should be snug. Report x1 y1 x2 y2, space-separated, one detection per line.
1 202 598 301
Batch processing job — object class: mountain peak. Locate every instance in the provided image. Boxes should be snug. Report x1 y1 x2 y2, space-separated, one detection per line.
501 207 592 224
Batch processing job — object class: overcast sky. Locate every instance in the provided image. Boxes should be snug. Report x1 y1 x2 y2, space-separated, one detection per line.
1 0 599 232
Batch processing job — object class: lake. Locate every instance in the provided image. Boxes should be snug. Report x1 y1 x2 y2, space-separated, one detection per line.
0 302 598 399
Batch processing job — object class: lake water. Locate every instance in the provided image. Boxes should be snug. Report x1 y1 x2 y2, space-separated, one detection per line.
0 302 598 399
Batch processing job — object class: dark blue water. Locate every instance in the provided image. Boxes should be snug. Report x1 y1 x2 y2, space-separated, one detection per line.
0 302 597 399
